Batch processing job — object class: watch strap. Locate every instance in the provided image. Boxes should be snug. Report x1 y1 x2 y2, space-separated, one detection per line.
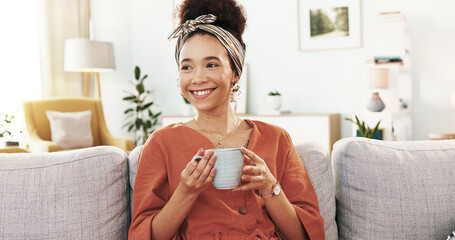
259 182 280 199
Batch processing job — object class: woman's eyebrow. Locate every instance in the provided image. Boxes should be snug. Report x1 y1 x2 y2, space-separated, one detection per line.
204 56 220 61
180 56 220 64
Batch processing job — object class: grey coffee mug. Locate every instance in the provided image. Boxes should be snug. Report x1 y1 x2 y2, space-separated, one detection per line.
192 147 244 189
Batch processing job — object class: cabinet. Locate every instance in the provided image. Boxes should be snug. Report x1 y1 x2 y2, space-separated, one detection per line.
356 12 412 140
162 113 341 153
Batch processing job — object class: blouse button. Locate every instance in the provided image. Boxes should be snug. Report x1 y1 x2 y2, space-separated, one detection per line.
238 208 247 215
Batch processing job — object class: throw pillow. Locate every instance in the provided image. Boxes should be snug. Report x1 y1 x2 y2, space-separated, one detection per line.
46 110 93 150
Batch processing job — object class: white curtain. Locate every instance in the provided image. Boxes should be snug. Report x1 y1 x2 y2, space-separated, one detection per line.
39 0 90 97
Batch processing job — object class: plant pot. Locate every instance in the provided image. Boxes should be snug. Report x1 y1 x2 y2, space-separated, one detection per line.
267 96 282 112
356 129 384 140
5 141 19 147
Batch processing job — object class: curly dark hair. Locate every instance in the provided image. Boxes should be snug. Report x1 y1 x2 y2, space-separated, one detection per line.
178 0 247 49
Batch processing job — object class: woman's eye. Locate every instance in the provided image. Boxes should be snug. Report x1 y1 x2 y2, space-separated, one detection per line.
207 63 217 68
181 65 191 71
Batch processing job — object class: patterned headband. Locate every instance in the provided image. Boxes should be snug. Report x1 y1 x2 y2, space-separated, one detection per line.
168 14 245 77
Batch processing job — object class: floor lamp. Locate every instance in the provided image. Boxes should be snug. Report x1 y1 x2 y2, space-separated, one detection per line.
64 38 115 98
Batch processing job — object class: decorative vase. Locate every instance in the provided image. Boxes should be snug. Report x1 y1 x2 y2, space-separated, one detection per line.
366 92 385 112
183 104 194 116
267 96 282 112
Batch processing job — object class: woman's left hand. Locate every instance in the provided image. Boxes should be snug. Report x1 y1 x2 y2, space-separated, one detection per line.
233 147 276 195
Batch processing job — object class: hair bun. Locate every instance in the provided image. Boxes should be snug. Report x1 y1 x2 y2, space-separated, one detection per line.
178 0 246 48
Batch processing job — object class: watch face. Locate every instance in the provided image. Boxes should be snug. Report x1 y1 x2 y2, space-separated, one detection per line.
273 184 281 195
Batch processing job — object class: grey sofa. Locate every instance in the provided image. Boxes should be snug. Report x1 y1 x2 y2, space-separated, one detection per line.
1 138 454 239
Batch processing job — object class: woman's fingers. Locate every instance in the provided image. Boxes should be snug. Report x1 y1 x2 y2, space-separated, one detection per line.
241 147 263 164
191 150 215 179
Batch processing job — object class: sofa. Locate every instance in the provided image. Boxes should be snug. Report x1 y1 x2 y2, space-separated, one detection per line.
1 137 454 239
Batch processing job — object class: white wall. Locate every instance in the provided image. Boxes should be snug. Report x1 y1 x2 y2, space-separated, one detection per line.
93 0 455 140
91 0 133 137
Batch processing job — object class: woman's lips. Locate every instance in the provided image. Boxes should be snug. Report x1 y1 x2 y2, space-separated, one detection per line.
190 88 215 99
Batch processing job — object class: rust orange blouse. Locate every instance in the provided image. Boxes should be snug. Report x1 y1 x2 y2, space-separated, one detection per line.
129 119 325 240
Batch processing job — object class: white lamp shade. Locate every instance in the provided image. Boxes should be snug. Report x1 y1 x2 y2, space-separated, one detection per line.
369 68 389 89
64 38 115 72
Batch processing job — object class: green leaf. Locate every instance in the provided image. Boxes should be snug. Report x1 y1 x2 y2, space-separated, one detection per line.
135 119 143 129
142 102 154 110
124 108 134 114
145 120 152 128
122 95 136 101
371 120 382 138
136 83 145 94
127 124 135 132
140 74 148 83
135 66 140 80
153 112 162 118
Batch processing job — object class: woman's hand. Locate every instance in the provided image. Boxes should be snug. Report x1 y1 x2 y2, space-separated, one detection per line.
180 148 217 196
233 147 276 195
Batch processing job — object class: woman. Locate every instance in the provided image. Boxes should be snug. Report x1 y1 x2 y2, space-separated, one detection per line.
129 0 325 239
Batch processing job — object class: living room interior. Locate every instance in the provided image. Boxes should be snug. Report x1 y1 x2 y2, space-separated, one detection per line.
1 0 455 150
1 1 455 239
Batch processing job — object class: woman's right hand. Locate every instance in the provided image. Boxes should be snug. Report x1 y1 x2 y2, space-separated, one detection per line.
180 148 217 196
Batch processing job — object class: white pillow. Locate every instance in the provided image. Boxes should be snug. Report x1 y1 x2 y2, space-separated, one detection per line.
46 110 93 150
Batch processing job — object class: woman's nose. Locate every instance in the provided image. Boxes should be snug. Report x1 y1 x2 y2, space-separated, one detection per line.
191 68 207 84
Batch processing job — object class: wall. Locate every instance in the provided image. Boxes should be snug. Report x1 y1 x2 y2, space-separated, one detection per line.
93 0 455 140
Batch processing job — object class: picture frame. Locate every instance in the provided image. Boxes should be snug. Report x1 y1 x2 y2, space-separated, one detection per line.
297 0 361 51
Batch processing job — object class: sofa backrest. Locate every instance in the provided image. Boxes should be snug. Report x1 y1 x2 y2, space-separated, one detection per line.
0 146 130 240
332 137 455 240
295 142 338 240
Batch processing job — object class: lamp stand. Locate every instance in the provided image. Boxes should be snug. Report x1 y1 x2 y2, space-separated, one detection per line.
83 72 101 98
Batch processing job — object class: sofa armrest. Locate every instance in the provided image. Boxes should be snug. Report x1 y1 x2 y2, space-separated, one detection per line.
26 130 59 152
101 135 135 152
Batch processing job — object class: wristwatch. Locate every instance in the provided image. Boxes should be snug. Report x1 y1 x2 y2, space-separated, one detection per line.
259 182 281 199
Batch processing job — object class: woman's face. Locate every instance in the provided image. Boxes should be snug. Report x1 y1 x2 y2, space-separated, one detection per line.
178 34 237 113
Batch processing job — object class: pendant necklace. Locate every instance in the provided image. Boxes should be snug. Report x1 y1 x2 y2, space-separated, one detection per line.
193 117 241 148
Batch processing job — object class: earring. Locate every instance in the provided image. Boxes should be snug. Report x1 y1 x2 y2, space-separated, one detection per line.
232 82 240 93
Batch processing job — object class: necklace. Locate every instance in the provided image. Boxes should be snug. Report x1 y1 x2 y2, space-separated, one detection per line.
193 117 241 148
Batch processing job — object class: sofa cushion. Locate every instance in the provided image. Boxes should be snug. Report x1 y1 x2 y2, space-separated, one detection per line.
0 146 129 240
296 142 338 240
333 137 455 240
46 110 93 150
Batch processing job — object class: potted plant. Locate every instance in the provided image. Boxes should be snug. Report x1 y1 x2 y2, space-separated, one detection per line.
345 115 382 139
182 97 194 116
267 90 282 112
0 114 20 147
123 66 162 145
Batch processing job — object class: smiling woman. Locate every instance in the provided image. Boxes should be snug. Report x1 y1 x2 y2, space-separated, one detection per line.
129 0 325 239
0 0 41 145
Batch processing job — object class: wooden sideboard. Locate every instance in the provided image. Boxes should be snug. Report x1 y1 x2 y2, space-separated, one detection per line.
162 113 340 153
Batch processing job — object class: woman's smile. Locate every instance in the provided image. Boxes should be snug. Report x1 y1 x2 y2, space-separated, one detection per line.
190 88 216 99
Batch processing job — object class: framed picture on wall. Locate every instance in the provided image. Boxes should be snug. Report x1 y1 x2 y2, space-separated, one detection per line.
298 0 361 51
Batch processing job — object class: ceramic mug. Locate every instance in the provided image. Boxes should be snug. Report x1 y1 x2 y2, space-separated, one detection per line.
192 147 244 189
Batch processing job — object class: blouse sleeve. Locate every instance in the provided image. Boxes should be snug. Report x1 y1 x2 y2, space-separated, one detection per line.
280 131 325 240
128 132 169 240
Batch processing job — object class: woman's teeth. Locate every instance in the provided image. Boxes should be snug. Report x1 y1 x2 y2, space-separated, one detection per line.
192 89 212 95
